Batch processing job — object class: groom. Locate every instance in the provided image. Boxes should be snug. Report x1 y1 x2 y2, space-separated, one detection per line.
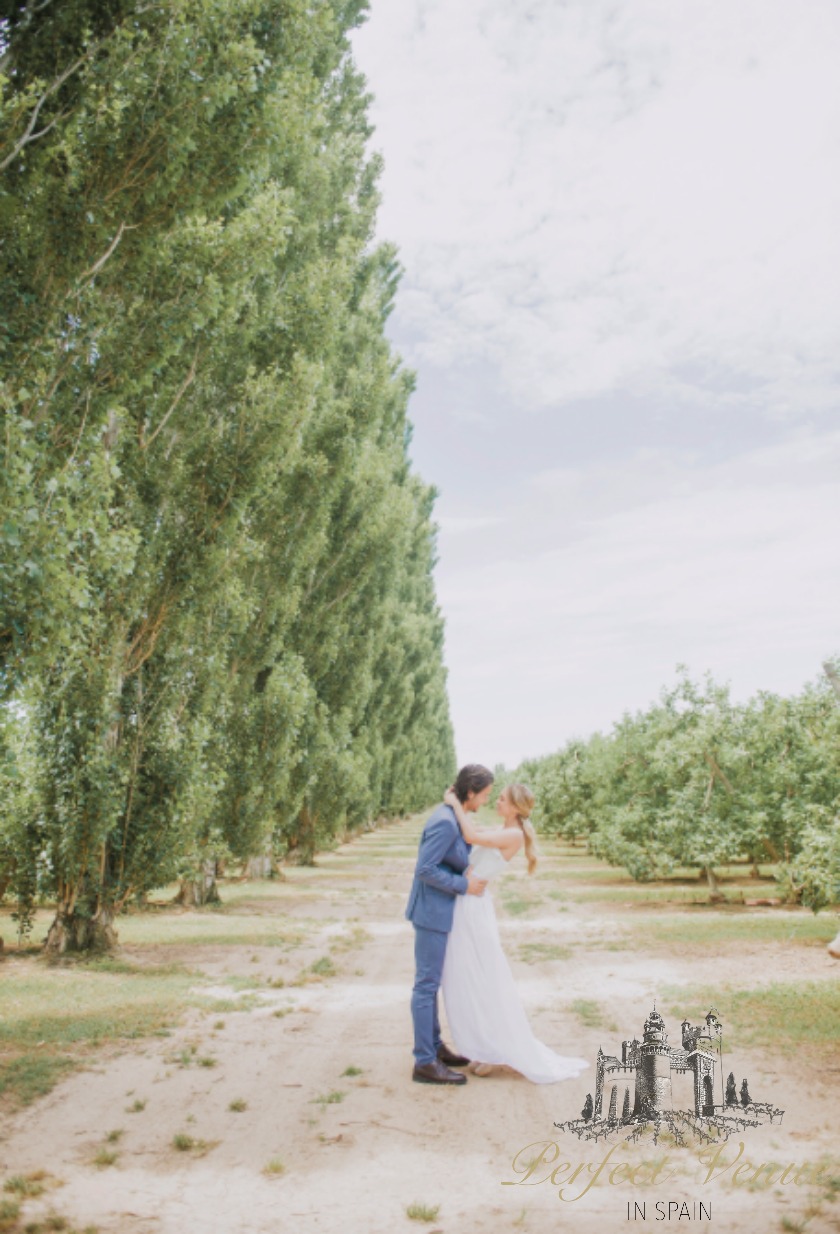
405 764 495 1084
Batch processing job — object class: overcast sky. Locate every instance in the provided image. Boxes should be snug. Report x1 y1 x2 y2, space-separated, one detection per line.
352 0 840 769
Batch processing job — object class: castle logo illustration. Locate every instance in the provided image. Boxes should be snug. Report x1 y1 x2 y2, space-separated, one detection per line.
554 1005 785 1146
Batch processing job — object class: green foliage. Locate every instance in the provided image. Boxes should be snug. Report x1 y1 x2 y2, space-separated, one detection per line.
777 821 840 913
518 666 840 905
1 0 454 948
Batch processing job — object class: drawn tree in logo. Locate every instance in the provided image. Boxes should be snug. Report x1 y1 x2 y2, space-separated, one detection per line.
726 1072 738 1107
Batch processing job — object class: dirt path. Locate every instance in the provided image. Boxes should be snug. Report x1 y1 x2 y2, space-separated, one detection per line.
1 817 838 1234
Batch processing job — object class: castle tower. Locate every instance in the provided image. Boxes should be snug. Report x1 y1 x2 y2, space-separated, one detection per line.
633 1007 673 1116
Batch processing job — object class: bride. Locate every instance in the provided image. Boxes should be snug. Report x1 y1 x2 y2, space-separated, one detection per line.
440 783 589 1084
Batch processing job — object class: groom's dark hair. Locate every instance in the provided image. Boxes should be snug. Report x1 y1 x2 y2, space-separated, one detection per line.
453 763 494 803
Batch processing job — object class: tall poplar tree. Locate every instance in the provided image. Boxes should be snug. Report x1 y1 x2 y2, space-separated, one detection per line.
1 0 455 949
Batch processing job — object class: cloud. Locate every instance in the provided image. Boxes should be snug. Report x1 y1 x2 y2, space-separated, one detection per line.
354 0 840 416
351 3 840 766
434 430 840 764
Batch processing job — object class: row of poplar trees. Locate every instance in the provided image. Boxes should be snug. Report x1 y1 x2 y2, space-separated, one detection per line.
505 667 840 911
0 0 456 952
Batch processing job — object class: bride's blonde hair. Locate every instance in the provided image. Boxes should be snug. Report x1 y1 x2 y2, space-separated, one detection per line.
506 783 539 875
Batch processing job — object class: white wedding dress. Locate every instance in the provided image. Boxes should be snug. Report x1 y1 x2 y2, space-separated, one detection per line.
441 845 589 1084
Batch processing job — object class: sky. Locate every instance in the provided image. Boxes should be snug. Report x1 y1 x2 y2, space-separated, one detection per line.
351 0 840 769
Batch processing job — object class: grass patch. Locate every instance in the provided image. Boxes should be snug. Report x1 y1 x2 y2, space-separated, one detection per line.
329 925 372 954
500 894 540 917
115 912 306 949
167 1046 198 1068
570 999 617 1032
312 1090 345 1106
309 956 336 978
126 1098 146 1113
0 1054 75 1107
91 1149 118 1168
516 942 572 964
262 1158 285 1176
662 982 840 1051
171 1132 212 1154
570 886 747 905
228 1099 247 1112
0 963 201 1086
220 975 264 992
341 1065 363 1077
626 912 838 946
104 1129 123 1143
406 1202 440 1221
201 995 262 1015
3 1172 48 1198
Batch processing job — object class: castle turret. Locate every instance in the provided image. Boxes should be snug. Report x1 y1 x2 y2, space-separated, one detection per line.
633 1007 673 1116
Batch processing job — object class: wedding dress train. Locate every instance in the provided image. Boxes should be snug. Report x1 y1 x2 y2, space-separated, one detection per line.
440 845 589 1084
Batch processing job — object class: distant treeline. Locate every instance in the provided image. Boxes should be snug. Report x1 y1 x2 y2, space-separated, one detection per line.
500 667 840 911
0 0 455 952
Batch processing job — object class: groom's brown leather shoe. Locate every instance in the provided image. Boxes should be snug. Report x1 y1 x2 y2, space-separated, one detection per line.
413 1059 467 1085
437 1043 470 1067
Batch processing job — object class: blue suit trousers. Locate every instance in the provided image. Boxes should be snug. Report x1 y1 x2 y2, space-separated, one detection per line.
411 924 449 1065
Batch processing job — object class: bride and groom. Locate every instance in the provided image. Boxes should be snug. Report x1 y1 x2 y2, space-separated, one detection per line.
405 763 589 1085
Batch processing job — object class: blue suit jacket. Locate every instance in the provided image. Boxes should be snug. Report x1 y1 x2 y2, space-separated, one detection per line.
405 803 472 933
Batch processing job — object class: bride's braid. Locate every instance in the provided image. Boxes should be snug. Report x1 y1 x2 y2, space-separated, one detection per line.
507 783 539 875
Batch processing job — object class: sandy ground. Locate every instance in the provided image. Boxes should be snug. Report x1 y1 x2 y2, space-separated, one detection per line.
1 817 838 1234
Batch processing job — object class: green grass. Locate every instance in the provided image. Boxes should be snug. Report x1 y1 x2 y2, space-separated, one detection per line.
91 1149 118 1168
0 968 198 1051
262 1158 285 1176
570 885 749 905
312 1090 345 1106
167 1046 198 1068
171 1132 211 1153
406 1203 440 1222
500 894 542 916
309 956 336 977
625 913 838 946
341 1065 363 1077
569 999 617 1032
329 925 372 954
221 975 265 992
516 942 572 964
0 1054 75 1107
3 1174 47 1198
126 1098 146 1113
662 981 840 1051
228 1099 247 1112
0 962 217 1107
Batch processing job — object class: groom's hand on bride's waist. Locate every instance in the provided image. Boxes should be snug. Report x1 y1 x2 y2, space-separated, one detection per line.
465 872 487 896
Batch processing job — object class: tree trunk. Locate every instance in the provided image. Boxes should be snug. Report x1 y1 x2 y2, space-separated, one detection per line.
288 808 317 865
699 865 723 900
44 903 118 955
173 861 220 907
243 853 275 879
